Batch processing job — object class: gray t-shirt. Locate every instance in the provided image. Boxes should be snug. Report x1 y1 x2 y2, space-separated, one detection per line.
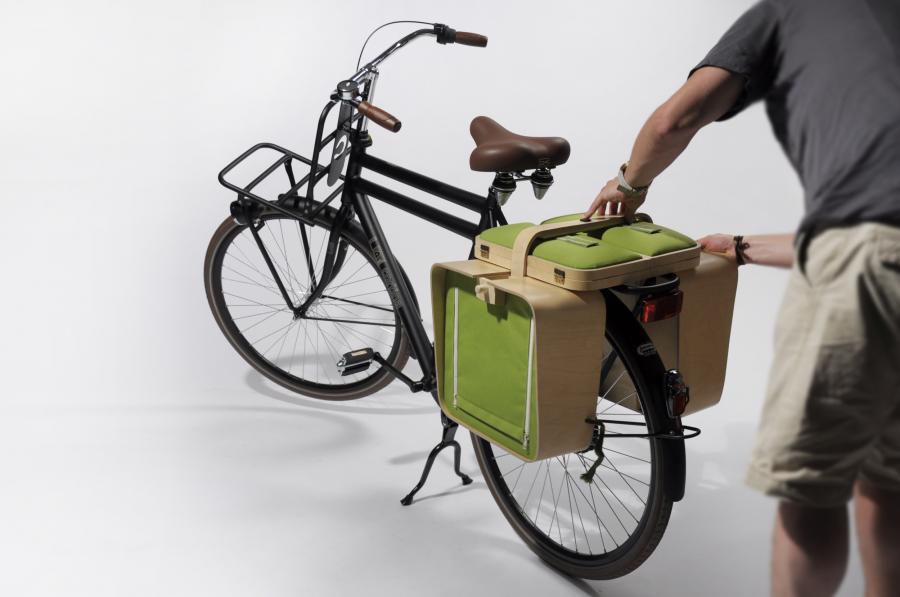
692 0 900 234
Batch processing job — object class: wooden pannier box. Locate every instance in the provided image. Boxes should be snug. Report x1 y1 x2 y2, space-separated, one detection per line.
432 215 737 461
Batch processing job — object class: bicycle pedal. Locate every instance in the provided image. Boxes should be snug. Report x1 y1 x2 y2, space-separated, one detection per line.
337 348 374 376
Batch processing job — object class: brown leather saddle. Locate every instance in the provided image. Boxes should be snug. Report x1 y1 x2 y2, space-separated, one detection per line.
469 116 570 173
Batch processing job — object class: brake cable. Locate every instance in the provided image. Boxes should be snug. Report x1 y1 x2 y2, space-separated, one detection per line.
355 20 434 71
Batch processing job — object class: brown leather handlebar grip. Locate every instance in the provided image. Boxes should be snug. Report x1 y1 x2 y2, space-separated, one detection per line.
357 101 402 133
455 31 488 47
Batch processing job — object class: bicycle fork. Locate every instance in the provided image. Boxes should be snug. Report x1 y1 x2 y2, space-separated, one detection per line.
245 204 351 318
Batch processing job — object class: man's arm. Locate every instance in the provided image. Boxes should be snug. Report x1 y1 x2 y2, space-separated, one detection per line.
583 67 746 219
698 233 796 268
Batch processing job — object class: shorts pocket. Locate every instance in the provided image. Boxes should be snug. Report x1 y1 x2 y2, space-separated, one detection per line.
877 238 900 273
808 343 863 399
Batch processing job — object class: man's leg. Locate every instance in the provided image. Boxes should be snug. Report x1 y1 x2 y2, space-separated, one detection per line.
771 501 849 597
855 480 900 597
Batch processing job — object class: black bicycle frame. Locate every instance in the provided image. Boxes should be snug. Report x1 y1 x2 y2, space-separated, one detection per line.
218 104 508 394
218 43 510 396
292 128 502 390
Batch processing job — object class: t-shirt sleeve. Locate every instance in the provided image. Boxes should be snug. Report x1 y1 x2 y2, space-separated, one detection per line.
690 0 780 120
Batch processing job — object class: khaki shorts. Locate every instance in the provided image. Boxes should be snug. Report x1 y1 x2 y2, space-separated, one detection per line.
746 222 900 507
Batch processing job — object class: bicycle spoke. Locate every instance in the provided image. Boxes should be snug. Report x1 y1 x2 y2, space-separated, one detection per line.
213 214 406 391
602 447 651 464
238 309 290 337
330 288 389 301
304 315 396 328
500 461 527 480
318 300 396 331
601 456 648 505
320 294 394 312
474 327 668 563
598 390 639 415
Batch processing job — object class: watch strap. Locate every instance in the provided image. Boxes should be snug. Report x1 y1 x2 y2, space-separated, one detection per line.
734 235 749 266
616 162 650 197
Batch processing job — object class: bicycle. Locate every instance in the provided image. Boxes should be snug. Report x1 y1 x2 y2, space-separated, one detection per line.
204 22 695 580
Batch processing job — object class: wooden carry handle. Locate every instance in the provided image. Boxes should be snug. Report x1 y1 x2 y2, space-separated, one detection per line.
357 101 402 132
510 216 625 279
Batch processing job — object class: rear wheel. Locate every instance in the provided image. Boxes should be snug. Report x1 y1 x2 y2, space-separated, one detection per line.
472 297 673 579
204 211 410 400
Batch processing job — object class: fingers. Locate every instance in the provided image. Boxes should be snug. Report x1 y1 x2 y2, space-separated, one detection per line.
582 192 605 219
696 234 735 255
585 178 647 220
582 198 600 219
583 199 609 219
586 199 633 219
584 178 619 219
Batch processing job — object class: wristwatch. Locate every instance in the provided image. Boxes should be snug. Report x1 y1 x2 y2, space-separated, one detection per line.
616 162 651 197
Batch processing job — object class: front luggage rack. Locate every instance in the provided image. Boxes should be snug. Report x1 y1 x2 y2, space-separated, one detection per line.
217 102 363 222
218 142 344 223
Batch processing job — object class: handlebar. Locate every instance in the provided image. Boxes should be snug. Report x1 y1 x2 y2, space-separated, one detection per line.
339 23 488 134
356 101 402 132
435 25 488 47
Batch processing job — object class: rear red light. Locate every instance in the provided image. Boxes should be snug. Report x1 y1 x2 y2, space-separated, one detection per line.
638 290 683 323
665 370 690 417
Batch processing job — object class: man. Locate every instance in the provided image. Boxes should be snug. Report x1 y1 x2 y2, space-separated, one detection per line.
582 1 900 596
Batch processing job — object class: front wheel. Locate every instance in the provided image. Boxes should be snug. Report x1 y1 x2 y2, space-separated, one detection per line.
204 211 410 401
472 294 675 579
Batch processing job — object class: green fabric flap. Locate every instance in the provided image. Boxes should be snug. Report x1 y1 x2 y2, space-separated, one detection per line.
532 238 641 269
478 222 535 249
557 234 599 247
630 222 663 234
457 397 524 442
443 271 536 456
601 224 697 256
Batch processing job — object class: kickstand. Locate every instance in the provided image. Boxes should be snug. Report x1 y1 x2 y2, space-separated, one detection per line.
400 413 473 506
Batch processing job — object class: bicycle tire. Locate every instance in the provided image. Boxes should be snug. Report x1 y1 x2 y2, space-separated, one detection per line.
472 292 674 579
204 209 410 401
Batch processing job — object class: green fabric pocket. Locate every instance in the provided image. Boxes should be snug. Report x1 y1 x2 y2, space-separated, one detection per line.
531 238 641 269
601 224 696 256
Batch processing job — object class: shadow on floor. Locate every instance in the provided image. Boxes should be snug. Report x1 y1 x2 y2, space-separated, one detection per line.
244 369 436 416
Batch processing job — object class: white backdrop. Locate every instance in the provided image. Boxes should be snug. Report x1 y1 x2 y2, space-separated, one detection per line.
0 1 864 595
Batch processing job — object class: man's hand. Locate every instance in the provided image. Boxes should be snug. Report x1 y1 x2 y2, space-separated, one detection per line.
698 233 796 268
698 233 738 261
582 177 646 221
